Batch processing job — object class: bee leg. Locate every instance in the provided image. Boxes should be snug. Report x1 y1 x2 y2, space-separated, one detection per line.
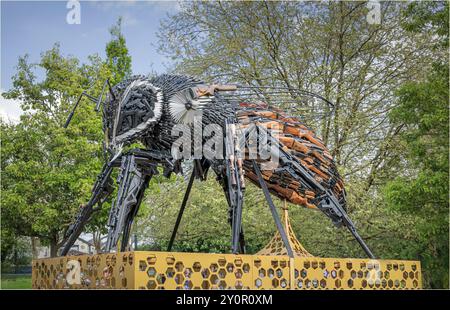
224 121 246 254
252 160 295 258
238 226 246 254
221 170 244 255
120 173 152 252
167 168 196 252
60 157 117 256
105 153 152 252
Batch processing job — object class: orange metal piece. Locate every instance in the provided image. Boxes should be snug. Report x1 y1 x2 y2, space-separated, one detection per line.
254 111 278 119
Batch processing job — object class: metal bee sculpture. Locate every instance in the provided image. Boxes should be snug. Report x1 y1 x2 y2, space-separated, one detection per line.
60 74 375 259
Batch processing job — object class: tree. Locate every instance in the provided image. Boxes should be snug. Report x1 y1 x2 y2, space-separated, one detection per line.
157 1 438 190
1 46 109 256
106 17 132 85
2 17 135 257
135 172 275 254
384 1 449 288
385 63 449 288
1 226 16 263
153 1 449 288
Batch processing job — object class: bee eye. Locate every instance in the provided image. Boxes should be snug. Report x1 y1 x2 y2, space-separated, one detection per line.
110 79 163 145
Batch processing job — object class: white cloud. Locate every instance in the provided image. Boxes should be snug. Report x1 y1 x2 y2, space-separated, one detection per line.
122 12 139 27
0 91 23 123
89 0 181 14
86 1 182 31
147 1 182 12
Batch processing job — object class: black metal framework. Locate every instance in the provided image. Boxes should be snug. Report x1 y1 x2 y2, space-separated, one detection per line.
167 168 196 252
60 149 164 255
60 74 375 258
252 160 294 258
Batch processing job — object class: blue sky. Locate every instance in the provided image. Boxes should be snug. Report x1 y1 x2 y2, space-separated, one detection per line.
1 0 179 120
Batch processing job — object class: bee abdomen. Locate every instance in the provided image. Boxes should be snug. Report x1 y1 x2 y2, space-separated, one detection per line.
238 103 345 210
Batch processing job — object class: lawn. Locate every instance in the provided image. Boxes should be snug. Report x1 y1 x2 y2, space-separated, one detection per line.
1 274 32 289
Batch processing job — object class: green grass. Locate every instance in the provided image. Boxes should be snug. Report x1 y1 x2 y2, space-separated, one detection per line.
1 274 32 289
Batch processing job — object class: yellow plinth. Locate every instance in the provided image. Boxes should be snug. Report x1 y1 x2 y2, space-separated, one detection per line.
257 202 312 257
32 251 421 289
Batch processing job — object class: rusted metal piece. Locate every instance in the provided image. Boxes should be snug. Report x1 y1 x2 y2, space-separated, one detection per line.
195 84 238 97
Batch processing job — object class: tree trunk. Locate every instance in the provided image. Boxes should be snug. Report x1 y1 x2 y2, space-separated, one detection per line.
31 237 39 259
13 245 18 273
93 231 102 253
49 235 58 257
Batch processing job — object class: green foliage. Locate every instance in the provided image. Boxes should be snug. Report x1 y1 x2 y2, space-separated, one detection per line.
1 235 32 273
1 17 135 257
383 2 449 288
384 63 449 288
402 1 449 48
152 1 449 288
1 228 14 263
0 2 447 290
157 1 437 181
1 45 109 256
135 172 275 254
105 17 132 85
